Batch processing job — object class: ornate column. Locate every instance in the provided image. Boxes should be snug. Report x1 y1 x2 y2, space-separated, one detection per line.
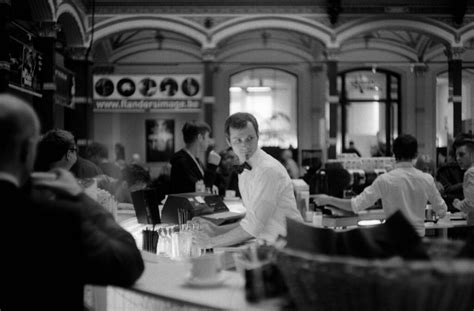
446 46 464 137
413 65 429 154
0 0 11 92
202 47 217 133
33 21 60 131
325 48 340 159
64 46 94 144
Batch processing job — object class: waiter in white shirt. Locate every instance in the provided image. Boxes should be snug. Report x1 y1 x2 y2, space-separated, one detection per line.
193 112 302 248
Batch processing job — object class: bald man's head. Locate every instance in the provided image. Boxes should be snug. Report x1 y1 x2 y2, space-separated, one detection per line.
0 93 40 176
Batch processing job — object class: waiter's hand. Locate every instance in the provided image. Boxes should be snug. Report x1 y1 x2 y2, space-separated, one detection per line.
31 168 82 197
192 217 219 235
312 194 331 206
193 231 213 249
207 150 221 166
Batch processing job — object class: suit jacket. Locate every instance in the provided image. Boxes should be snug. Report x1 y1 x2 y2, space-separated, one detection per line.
0 180 144 311
169 149 217 194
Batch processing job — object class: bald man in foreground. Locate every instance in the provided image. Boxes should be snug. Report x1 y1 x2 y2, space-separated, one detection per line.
0 94 144 311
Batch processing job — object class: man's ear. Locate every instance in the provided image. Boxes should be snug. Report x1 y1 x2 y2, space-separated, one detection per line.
225 137 231 147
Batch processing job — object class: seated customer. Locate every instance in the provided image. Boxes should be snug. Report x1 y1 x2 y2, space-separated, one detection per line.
0 93 144 311
34 129 78 172
115 164 151 203
314 134 447 236
436 134 472 211
214 147 240 197
452 138 474 215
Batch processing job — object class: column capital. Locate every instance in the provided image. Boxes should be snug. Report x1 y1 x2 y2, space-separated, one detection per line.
64 46 92 62
412 64 428 76
202 47 217 62
36 21 61 39
444 46 465 61
324 48 340 61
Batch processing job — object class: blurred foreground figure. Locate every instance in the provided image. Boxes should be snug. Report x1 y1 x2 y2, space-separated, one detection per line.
0 93 144 311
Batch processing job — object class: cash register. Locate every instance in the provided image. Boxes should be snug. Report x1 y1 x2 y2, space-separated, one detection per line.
161 192 245 225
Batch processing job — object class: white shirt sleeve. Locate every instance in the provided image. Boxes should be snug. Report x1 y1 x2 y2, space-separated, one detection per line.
351 177 383 213
240 167 281 237
426 175 448 217
459 169 474 212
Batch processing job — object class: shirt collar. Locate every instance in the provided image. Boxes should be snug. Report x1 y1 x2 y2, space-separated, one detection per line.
394 161 414 169
246 148 262 168
0 172 20 187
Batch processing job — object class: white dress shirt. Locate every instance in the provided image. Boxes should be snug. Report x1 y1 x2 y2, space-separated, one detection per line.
351 162 447 236
239 148 303 242
457 166 474 212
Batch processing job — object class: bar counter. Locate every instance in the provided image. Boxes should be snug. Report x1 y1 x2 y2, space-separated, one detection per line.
89 212 282 311
102 251 282 311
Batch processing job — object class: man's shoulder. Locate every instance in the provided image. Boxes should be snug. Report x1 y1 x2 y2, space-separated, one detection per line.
170 149 189 164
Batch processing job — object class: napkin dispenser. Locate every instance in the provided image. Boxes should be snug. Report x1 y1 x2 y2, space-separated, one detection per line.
161 192 229 224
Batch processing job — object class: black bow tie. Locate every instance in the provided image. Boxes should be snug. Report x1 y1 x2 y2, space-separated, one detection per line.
234 162 252 174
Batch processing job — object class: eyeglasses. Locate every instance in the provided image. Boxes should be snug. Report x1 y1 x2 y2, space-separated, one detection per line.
69 147 78 153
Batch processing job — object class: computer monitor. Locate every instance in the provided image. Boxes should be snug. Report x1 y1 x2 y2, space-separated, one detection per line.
131 188 161 225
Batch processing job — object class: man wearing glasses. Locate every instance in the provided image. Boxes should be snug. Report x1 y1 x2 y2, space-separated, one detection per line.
34 129 79 172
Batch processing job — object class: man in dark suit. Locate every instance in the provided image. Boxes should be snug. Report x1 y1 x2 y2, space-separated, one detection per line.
169 121 221 193
0 93 144 311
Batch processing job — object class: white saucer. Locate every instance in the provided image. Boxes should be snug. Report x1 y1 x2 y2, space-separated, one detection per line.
184 274 226 287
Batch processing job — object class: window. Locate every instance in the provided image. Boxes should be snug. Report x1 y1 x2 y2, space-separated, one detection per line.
337 69 401 157
229 68 298 148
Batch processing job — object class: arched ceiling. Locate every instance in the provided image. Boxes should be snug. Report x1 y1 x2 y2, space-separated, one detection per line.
93 29 201 63
342 29 447 62
56 0 474 64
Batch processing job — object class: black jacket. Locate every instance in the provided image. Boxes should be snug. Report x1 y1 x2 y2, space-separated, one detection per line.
169 149 217 194
0 180 144 311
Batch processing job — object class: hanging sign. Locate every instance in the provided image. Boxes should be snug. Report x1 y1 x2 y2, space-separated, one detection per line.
93 74 202 111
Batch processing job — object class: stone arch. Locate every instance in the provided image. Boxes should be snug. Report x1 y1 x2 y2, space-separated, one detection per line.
218 41 317 63
210 16 333 48
110 42 202 63
335 17 457 47
57 2 86 46
27 0 56 21
459 23 474 46
340 41 419 62
92 16 207 48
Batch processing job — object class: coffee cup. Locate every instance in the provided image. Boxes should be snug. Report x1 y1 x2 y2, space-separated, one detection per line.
189 253 222 280
225 190 236 198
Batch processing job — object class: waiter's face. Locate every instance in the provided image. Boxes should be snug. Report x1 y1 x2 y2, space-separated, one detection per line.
227 121 258 163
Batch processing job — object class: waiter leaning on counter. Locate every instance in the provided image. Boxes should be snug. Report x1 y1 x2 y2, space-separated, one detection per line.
314 134 447 237
193 112 303 248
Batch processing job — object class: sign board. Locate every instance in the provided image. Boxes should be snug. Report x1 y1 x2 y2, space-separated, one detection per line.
54 66 75 108
93 74 202 111
8 36 43 96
